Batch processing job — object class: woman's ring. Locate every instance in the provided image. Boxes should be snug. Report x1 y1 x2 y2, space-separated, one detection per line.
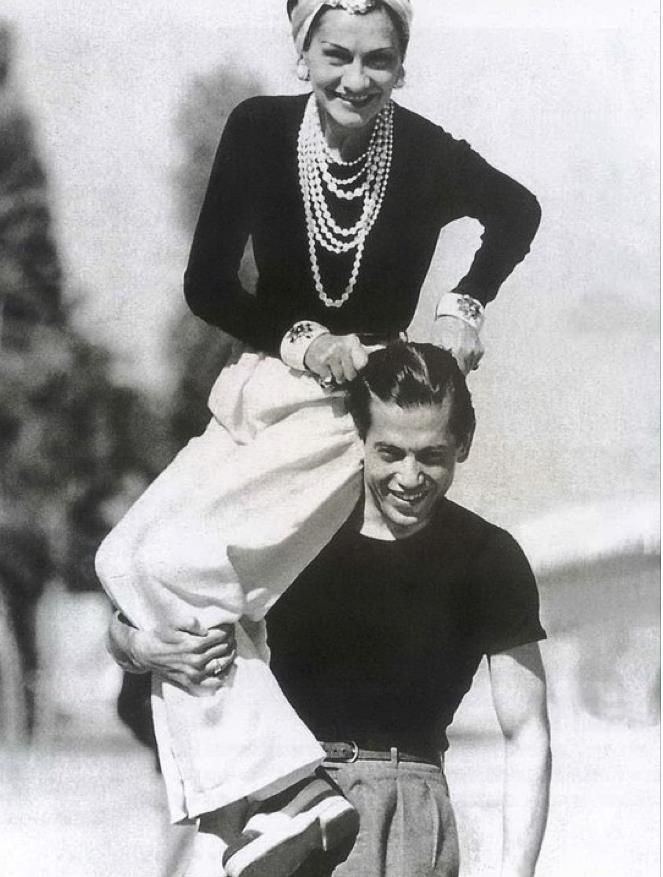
211 658 226 677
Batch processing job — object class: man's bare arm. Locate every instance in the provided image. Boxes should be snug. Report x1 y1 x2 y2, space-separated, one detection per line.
488 641 551 877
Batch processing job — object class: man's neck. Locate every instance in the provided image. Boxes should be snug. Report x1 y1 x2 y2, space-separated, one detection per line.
357 500 434 542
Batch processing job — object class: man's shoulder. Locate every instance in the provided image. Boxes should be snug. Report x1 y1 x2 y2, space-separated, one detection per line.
433 497 500 535
432 499 519 556
432 500 538 596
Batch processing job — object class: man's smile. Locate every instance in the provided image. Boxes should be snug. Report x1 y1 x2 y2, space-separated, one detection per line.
387 487 430 507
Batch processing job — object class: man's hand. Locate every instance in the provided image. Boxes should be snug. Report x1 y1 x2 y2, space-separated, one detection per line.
304 333 369 385
125 616 237 696
431 316 484 375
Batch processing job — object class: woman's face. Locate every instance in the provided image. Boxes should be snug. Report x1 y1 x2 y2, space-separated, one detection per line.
304 7 403 135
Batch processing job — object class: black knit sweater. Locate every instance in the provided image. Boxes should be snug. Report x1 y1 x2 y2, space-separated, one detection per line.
184 94 541 355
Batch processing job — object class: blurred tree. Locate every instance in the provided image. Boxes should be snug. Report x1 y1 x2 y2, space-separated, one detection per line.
0 22 176 740
59 339 173 594
0 21 173 584
0 19 65 517
168 67 262 445
0 24 62 345
0 19 66 738
0 316 171 558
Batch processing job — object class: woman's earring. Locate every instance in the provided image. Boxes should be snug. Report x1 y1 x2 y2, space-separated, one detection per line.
394 66 406 89
296 58 310 81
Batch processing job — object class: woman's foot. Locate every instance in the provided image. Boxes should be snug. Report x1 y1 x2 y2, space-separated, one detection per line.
222 776 359 877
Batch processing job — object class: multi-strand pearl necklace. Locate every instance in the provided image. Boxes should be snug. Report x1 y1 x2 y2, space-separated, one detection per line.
297 94 394 309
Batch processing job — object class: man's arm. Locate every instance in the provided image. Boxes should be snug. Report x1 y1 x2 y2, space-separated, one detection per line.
107 611 237 695
488 641 551 877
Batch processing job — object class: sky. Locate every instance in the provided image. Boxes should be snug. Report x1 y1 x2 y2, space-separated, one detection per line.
2 0 659 527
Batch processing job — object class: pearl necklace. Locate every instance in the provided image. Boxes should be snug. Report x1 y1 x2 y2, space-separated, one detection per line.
297 94 394 309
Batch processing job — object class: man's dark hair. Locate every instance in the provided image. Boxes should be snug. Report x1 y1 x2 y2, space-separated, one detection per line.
347 341 475 445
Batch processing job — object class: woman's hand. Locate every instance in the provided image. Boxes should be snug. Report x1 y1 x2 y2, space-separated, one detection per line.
431 316 484 375
304 333 369 385
124 616 237 696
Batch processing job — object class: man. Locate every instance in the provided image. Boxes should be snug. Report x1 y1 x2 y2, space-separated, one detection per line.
109 342 551 876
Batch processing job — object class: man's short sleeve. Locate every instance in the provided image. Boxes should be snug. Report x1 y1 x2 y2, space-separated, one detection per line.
472 528 547 655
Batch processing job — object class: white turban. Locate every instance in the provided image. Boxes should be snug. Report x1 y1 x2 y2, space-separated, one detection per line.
289 0 413 56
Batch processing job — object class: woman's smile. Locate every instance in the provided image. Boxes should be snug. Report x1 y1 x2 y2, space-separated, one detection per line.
331 89 378 102
330 90 380 109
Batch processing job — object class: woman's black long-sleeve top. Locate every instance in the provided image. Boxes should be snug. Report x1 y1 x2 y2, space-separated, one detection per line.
184 93 541 355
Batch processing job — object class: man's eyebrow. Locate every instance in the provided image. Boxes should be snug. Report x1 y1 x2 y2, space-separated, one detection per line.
374 443 449 452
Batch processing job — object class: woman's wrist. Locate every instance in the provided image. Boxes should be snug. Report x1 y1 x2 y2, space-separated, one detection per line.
435 292 485 333
280 320 330 371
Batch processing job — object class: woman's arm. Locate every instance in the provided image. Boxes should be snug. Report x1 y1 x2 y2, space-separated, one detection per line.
183 100 284 353
429 134 541 372
444 135 542 307
107 611 237 696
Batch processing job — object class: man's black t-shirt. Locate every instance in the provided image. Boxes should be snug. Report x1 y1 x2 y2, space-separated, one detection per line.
267 499 546 757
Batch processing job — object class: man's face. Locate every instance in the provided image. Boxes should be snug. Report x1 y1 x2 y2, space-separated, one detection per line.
362 395 470 539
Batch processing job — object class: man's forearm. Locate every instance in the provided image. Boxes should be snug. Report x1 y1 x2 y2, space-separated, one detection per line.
501 719 551 876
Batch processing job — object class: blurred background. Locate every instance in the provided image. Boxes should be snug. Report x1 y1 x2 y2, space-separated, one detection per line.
0 1 658 875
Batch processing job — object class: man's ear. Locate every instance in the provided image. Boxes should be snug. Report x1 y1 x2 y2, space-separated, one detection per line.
456 424 475 463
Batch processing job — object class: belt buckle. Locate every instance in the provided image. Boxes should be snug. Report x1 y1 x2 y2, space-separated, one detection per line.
325 740 359 763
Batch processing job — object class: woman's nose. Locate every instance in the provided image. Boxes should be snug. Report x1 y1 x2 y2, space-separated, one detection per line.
341 60 369 92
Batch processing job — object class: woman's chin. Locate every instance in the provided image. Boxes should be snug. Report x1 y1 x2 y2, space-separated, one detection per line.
321 98 382 132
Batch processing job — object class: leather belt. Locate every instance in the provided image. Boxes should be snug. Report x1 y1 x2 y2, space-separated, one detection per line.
321 741 440 767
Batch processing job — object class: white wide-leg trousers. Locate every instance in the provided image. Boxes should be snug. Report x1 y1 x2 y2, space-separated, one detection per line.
96 353 363 821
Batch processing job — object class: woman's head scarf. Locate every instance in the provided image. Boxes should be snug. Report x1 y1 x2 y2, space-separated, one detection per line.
288 0 413 56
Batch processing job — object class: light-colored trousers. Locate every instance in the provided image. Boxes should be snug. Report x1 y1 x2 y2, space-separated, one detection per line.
96 353 363 822
298 761 459 876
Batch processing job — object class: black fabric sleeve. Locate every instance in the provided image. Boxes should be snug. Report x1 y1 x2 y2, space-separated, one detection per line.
472 528 547 655
440 133 542 306
183 100 281 352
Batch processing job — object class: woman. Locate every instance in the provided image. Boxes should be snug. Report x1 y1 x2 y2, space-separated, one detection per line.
97 1 540 875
